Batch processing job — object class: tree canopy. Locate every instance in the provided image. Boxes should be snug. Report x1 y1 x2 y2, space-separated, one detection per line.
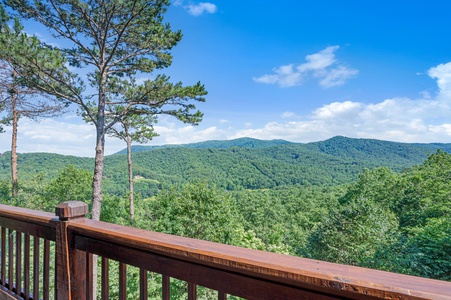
1 0 207 220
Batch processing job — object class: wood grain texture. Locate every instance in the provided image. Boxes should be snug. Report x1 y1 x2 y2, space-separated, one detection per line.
55 201 88 221
0 286 21 300
101 257 109 300
70 218 451 300
0 205 56 241
1 202 451 300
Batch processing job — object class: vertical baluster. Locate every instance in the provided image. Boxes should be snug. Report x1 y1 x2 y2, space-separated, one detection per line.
15 231 21 296
139 268 148 300
54 240 57 300
8 229 13 291
162 275 170 300
33 237 40 300
188 282 196 300
1 227 6 286
86 253 93 300
43 240 50 300
101 257 109 300
218 291 227 300
23 234 30 299
119 263 127 300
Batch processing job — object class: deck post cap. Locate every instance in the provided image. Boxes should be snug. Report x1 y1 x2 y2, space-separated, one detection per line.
55 201 88 220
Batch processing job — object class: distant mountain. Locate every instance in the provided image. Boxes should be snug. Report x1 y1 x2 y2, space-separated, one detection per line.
113 137 294 155
1 136 450 197
305 136 446 166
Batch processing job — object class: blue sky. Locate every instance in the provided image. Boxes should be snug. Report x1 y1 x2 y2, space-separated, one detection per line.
2 0 451 156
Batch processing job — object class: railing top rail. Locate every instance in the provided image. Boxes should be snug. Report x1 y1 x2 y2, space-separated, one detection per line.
0 204 56 224
0 204 57 240
70 218 451 300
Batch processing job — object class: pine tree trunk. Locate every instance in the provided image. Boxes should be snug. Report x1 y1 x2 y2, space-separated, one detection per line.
91 132 104 221
127 136 134 220
91 71 107 222
11 93 18 198
90 70 107 299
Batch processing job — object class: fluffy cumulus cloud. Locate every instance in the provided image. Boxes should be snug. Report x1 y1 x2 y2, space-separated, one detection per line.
174 1 217 16
0 116 226 157
243 62 451 143
4 62 451 156
152 122 227 145
0 118 98 157
428 62 451 99
253 46 358 88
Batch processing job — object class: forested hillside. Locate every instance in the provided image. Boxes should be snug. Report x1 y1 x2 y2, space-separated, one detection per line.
0 136 450 285
1 136 449 197
114 137 293 154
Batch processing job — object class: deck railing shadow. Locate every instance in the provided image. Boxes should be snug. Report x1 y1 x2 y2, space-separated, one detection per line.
0 201 450 299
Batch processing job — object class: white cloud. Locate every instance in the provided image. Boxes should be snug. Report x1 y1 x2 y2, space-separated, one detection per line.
3 62 451 157
254 64 303 88
298 46 338 72
317 65 359 88
313 101 362 120
253 46 358 88
152 124 226 144
281 111 299 119
0 119 98 157
428 62 451 99
186 2 217 16
242 61 451 143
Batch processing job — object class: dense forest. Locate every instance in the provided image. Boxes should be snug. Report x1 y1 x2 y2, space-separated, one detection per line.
0 136 450 287
1 136 451 196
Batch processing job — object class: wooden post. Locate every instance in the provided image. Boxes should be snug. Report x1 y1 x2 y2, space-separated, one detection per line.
55 201 89 300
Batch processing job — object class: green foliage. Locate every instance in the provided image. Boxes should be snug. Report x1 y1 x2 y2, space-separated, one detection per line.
394 150 451 229
306 150 451 281
338 167 402 209
114 137 294 154
306 197 399 265
1 139 451 283
406 218 451 280
0 179 11 202
3 0 207 220
143 181 239 244
0 166 92 212
41 165 92 211
370 218 451 280
100 194 133 226
234 186 341 255
0 137 448 199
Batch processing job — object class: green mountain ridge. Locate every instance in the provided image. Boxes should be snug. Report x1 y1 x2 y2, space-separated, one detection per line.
113 137 294 154
1 136 450 197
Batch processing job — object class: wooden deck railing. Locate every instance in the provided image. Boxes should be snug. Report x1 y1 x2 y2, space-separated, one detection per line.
0 201 450 300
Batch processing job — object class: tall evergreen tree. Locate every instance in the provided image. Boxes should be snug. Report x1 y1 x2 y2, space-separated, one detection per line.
107 114 158 220
0 10 67 197
1 0 207 221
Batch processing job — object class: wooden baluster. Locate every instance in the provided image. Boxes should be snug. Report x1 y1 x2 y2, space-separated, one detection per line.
162 275 170 300
1 227 5 286
119 263 127 300
139 268 148 300
8 229 13 291
101 257 109 299
218 291 227 300
33 236 40 300
23 234 30 299
43 239 50 300
188 282 196 300
15 231 21 296
86 253 93 300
